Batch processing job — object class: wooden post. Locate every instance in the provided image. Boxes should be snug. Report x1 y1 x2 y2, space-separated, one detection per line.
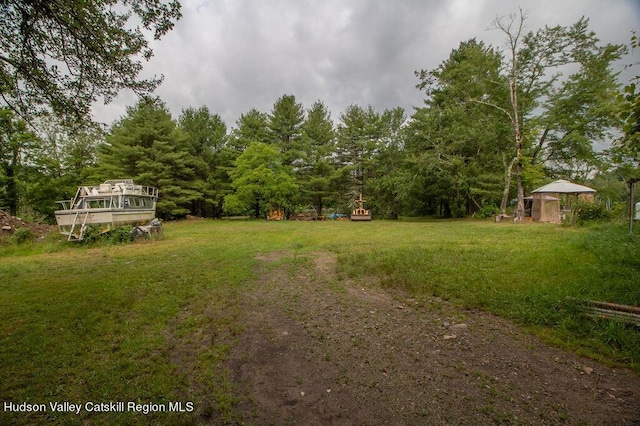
630 179 637 236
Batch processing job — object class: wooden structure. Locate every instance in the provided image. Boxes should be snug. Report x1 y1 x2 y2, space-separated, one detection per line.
570 297 640 327
267 209 285 221
291 207 318 221
350 193 371 221
628 178 640 236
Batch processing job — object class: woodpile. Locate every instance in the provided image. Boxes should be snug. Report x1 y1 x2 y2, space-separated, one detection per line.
570 298 640 327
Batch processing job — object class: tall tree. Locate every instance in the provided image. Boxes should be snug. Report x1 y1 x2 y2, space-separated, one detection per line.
369 107 409 219
0 108 38 215
413 40 511 216
26 116 101 218
229 109 271 153
95 97 200 218
178 106 228 217
529 38 624 181
616 32 640 164
0 0 181 126
418 12 625 219
225 142 298 218
298 100 336 215
268 94 305 167
492 11 623 219
335 104 382 208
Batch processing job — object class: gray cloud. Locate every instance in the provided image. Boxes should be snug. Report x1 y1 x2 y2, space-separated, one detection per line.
91 0 640 128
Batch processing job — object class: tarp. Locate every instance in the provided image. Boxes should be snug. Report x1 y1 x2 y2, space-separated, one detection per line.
532 179 596 194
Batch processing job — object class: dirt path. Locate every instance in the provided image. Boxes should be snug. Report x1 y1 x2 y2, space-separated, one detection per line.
225 251 640 425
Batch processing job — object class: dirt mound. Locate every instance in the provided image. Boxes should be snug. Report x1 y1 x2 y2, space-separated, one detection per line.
0 210 55 240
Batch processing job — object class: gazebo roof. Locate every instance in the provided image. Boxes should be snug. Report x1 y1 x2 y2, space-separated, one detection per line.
532 179 596 194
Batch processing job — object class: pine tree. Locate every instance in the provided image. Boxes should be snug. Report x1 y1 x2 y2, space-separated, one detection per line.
178 106 229 217
95 97 201 218
299 101 336 215
268 94 305 167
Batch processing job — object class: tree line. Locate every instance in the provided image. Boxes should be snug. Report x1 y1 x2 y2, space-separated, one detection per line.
1 13 638 221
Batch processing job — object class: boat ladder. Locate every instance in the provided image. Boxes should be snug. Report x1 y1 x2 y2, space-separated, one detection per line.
68 210 90 241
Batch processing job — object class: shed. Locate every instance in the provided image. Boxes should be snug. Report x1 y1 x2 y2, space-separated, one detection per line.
531 179 596 223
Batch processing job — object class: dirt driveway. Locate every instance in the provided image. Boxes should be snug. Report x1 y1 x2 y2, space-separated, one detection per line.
224 251 639 425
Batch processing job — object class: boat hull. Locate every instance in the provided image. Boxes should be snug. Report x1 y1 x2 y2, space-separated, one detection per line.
55 208 156 240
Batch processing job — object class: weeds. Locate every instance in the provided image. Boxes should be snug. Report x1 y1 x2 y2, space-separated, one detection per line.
10 227 33 244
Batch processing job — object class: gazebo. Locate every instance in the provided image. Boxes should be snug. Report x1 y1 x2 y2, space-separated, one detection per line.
530 179 596 223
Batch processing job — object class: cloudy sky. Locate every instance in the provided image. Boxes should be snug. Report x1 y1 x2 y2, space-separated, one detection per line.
91 0 640 129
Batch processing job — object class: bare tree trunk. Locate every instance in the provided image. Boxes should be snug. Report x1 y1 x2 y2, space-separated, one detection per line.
502 13 526 221
512 86 525 221
501 154 516 213
515 160 525 220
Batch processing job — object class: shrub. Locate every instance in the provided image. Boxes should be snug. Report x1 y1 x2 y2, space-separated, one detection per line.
80 224 104 242
107 225 134 244
81 225 133 244
477 205 501 219
573 199 611 223
11 227 33 244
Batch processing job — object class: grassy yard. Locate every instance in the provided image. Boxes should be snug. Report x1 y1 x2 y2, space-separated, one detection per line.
0 219 638 424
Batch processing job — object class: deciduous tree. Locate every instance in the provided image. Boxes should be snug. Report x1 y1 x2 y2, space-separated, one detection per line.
416 11 625 219
0 108 38 215
225 142 298 218
0 0 181 125
616 33 640 163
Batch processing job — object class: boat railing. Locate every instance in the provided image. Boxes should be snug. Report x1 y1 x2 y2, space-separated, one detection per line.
88 182 158 198
57 181 158 211
56 200 72 210
118 184 159 198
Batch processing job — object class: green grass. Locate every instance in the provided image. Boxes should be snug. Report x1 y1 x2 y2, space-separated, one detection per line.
0 219 638 424
339 221 639 363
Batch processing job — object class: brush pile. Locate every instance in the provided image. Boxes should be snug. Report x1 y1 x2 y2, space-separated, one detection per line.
0 210 55 240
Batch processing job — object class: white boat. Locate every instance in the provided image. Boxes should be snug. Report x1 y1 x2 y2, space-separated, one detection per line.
55 180 158 241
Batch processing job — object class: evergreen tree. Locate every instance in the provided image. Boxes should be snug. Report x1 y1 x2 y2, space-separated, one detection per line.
412 40 511 216
335 105 382 209
299 101 336 215
368 108 409 219
229 109 271 153
95 97 201 218
178 106 229 217
268 94 305 167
